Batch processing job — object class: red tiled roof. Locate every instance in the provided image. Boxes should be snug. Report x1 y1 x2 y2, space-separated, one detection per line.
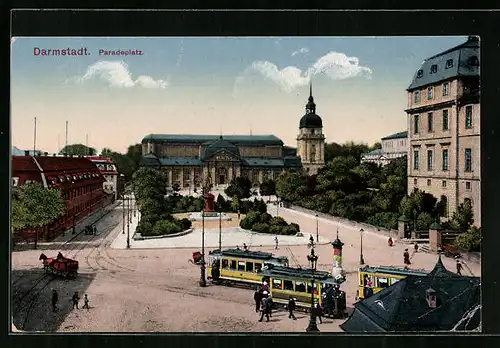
87 156 114 163
12 156 39 172
35 156 98 173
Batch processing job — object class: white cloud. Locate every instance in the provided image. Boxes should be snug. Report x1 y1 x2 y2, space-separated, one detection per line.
76 61 169 89
248 51 372 92
291 47 309 56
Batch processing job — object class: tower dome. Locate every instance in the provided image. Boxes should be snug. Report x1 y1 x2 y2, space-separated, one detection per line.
299 84 323 129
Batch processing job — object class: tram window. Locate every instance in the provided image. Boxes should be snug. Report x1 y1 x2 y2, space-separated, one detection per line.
284 280 294 291
238 261 245 271
222 259 229 269
246 262 254 272
295 281 306 293
307 283 318 294
255 263 262 272
377 277 389 289
230 260 237 270
272 279 283 290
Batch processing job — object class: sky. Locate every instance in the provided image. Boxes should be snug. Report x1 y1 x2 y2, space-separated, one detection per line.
10 36 469 154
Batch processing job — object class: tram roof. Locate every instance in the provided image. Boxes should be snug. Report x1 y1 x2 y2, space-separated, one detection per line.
259 265 333 281
359 265 428 277
212 248 279 260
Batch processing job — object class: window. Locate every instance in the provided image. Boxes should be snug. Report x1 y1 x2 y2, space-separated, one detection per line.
442 110 449 130
414 90 421 103
446 59 454 69
427 150 433 171
255 263 262 272
417 69 423 78
430 64 438 74
377 277 390 289
222 259 229 269
442 180 447 188
246 262 254 273
238 261 245 271
414 115 420 134
443 82 450 96
295 281 306 293
272 279 283 290
230 260 237 270
307 282 318 294
465 105 473 129
414 178 418 186
427 112 433 132
464 198 472 207
427 179 432 186
284 280 294 291
468 56 479 66
466 181 471 190
427 87 433 100
413 150 420 170
465 148 472 172
442 149 449 171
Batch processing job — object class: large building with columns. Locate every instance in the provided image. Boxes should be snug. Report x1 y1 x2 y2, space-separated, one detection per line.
140 88 326 187
405 36 480 226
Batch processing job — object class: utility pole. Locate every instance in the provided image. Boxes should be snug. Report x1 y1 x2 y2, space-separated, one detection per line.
33 117 37 155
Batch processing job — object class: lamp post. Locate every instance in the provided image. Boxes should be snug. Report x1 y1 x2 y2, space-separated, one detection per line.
315 213 319 243
359 228 365 265
306 247 319 332
122 193 125 234
71 180 76 235
276 196 280 217
126 195 130 249
199 207 207 287
218 204 222 252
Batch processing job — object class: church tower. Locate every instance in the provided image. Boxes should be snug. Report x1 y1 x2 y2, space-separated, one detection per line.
296 83 325 175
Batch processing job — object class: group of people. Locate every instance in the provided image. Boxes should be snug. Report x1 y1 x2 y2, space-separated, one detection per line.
253 282 273 322
51 290 90 312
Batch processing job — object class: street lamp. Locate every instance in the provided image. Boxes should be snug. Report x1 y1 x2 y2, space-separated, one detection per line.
315 213 319 243
71 180 76 235
306 247 319 332
199 207 207 287
276 196 280 217
126 194 130 249
218 204 222 252
359 228 365 265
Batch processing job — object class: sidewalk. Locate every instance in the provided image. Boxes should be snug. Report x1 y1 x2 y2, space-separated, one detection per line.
38 200 122 245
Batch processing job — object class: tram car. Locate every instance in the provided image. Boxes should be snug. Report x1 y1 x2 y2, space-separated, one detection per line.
207 248 289 285
39 253 79 278
358 265 428 300
258 264 347 318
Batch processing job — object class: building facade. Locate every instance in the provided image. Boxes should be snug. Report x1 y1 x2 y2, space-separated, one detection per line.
296 84 326 175
86 156 119 199
361 131 408 166
405 36 480 226
12 155 113 242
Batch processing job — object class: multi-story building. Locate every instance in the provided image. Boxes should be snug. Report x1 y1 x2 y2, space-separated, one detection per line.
361 131 408 166
405 36 480 226
11 155 113 242
86 156 120 199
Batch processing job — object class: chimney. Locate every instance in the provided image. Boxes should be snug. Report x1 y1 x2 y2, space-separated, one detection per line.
468 35 479 42
426 287 437 309
24 150 30 156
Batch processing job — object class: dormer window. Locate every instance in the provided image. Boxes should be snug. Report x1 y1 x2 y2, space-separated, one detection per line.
430 65 438 74
446 59 453 69
468 56 479 66
416 69 423 78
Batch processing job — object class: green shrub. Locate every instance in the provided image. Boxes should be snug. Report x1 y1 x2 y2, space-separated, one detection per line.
289 223 300 232
281 226 297 235
269 225 282 235
152 220 181 236
243 211 261 226
252 199 267 213
259 212 272 224
179 218 192 230
252 222 270 233
453 226 481 251
416 212 434 230
239 217 253 230
239 200 253 214
136 220 154 236
270 216 288 227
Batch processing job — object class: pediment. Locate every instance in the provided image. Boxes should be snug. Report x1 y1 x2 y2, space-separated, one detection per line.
206 149 240 162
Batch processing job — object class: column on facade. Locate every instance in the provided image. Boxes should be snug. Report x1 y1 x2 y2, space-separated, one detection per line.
228 165 233 181
168 168 173 188
211 166 216 185
258 169 263 183
180 167 184 188
190 168 195 189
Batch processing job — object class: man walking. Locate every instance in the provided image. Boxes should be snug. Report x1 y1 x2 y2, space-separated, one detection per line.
253 288 262 313
456 260 463 275
259 291 270 322
82 294 90 311
274 236 279 250
287 297 297 320
403 249 411 265
51 289 58 312
72 291 80 309
314 303 323 324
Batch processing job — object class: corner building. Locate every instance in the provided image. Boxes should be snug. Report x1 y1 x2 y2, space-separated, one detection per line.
405 36 480 226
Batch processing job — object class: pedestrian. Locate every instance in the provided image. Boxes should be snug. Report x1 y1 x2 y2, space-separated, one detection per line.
403 249 411 265
309 235 314 244
314 303 323 324
262 280 269 292
57 252 64 260
253 288 262 313
456 260 463 275
288 297 297 320
51 289 58 312
274 236 279 250
259 291 270 322
414 242 419 253
267 293 273 318
238 211 241 219
71 291 80 309
82 294 90 311
388 237 393 247
243 243 248 251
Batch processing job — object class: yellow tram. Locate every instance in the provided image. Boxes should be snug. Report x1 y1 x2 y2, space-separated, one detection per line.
207 249 289 285
258 265 344 309
358 265 428 299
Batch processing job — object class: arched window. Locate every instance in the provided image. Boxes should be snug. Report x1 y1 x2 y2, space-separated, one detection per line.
310 144 316 163
439 195 449 218
464 198 472 207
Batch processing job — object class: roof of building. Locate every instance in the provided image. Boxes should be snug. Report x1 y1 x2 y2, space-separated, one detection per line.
12 147 42 156
140 154 301 168
407 36 480 91
300 83 323 129
381 131 408 140
142 134 284 146
242 158 285 168
362 149 384 157
34 156 98 173
340 256 481 332
284 156 302 168
203 136 240 160
12 156 40 172
86 156 114 163
159 157 203 166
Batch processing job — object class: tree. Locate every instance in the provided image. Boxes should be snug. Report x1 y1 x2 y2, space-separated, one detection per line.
133 167 167 204
259 179 276 200
126 144 143 169
59 144 96 156
451 201 474 232
231 196 240 212
109 152 136 180
101 148 113 156
316 156 361 193
225 177 252 199
276 172 308 202
11 183 66 244
454 226 481 251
